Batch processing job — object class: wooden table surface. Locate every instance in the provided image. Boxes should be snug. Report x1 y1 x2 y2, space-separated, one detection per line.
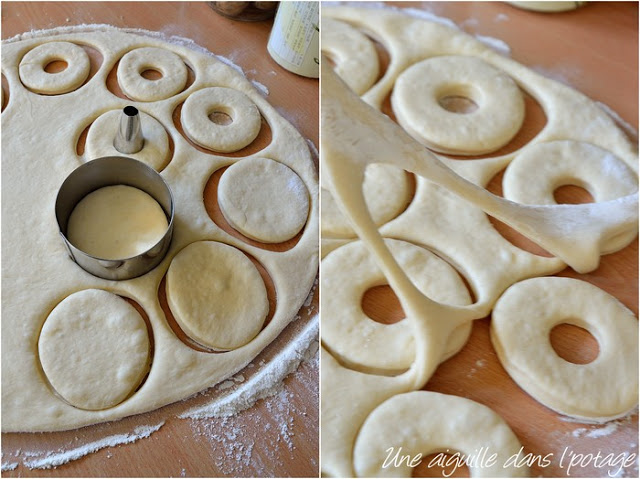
327 2 638 478
1 2 318 477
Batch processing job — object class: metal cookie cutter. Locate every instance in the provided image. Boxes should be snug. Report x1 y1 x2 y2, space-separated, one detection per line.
55 156 175 280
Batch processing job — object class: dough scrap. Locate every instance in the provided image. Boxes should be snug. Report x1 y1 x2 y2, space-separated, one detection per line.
38 289 150 411
321 18 380 95
2 27 318 432
117 46 188 102
166 241 268 350
181 86 262 153
67 185 169 260
322 239 472 373
490 277 638 422
218 157 310 243
84 109 170 171
19 41 90 94
392 55 525 155
353 391 529 477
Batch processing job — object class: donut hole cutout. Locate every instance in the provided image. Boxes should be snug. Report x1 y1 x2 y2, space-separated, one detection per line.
208 110 234 126
172 101 273 158
106 59 196 100
203 166 303 251
1 73 9 112
36 291 153 411
553 184 595 204
382 87 547 160
361 285 405 324
486 168 554 257
412 452 470 478
44 59 68 73
549 323 600 365
157 250 276 353
141 68 163 80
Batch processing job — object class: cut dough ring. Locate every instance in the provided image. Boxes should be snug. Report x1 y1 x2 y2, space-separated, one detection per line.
353 391 529 477
19 41 90 94
391 55 525 155
117 47 188 101
321 17 380 95
503 140 639 254
321 239 472 374
490 277 639 422
181 87 262 153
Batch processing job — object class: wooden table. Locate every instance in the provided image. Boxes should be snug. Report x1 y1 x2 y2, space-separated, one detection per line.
1 2 318 477
332 2 638 478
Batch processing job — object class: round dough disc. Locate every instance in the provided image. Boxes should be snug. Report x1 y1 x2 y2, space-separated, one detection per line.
218 157 310 243
84 109 170 171
38 289 150 410
391 55 525 155
166 241 269 350
67 185 169 260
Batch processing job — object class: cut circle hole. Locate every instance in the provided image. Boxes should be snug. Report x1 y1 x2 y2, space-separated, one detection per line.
438 95 478 114
412 452 471 478
44 60 68 73
361 284 405 324
209 111 233 126
553 184 595 205
141 68 163 80
549 322 599 364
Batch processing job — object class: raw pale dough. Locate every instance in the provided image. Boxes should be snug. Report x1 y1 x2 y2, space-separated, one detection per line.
322 239 472 374
181 86 262 152
321 163 412 239
320 6 638 477
117 46 188 102
321 18 380 95
166 241 268 350
2 27 318 432
67 185 169 260
218 157 310 243
19 41 90 94
38 289 150 411
490 277 638 422
354 391 529 477
84 109 170 171
392 55 525 155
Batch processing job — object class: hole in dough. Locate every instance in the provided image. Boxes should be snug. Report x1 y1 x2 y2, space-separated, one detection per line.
549 322 599 364
203 166 303 251
361 284 405 324
44 59 68 73
412 452 471 478
1 72 8 111
107 60 195 100
172 101 273 158
553 184 595 204
438 95 479 114
159 242 276 352
141 68 163 80
209 111 233 126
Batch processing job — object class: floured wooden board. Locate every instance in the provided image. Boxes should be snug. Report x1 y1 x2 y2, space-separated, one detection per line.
1 2 318 476
320 2 637 477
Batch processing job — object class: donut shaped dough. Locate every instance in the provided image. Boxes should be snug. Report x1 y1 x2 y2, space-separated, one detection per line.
491 277 638 422
353 391 529 477
38 289 150 410
503 140 638 254
117 47 188 101
322 163 412 238
19 41 90 94
218 157 310 243
84 109 170 171
181 87 262 153
166 241 268 351
322 239 472 374
321 18 380 95
391 55 525 155
67 185 169 260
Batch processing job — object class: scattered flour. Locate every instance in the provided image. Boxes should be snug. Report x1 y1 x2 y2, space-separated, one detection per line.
1 462 18 472
475 34 511 56
495 13 509 22
251 80 269 97
475 359 488 368
22 423 164 470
